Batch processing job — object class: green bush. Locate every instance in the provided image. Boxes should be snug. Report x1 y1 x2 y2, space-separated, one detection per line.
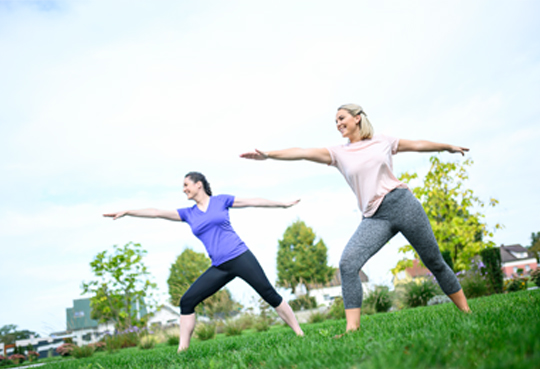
402 279 439 308
289 295 317 311
253 317 271 332
364 285 393 313
195 323 216 341
72 344 95 359
308 311 326 324
441 250 454 272
166 335 179 346
326 297 345 320
530 268 540 287
505 277 529 292
235 313 255 330
223 319 244 336
459 267 490 299
138 335 157 350
480 247 504 294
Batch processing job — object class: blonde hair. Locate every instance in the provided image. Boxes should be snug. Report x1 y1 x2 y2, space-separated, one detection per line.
337 103 374 139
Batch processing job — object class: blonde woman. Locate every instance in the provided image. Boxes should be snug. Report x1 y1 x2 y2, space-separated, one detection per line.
240 104 471 335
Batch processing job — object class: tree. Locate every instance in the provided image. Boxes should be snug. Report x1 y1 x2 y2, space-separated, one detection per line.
393 156 502 273
529 232 540 261
276 220 335 294
81 242 157 330
167 248 242 319
0 325 40 345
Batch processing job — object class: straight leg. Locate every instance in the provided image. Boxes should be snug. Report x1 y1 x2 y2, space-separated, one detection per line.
178 313 196 352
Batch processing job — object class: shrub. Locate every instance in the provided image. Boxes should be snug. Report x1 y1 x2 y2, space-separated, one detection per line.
308 311 326 324
459 264 490 298
56 343 76 356
138 335 157 350
223 319 244 336
27 350 40 362
530 268 540 287
481 247 504 294
166 335 180 346
88 341 106 352
402 279 439 308
72 345 95 359
289 295 317 311
195 323 216 341
364 285 393 313
326 297 345 320
235 313 255 330
7 354 25 365
253 317 271 332
441 250 454 272
505 277 529 292
103 328 140 351
427 295 452 306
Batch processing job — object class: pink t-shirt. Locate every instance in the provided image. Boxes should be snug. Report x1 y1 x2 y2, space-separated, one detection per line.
327 134 409 217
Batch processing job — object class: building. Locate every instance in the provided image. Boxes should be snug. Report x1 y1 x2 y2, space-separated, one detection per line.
500 244 538 278
295 269 370 307
392 259 431 288
65 298 116 345
147 302 180 328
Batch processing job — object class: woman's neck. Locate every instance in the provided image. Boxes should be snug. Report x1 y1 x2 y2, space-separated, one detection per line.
193 192 210 208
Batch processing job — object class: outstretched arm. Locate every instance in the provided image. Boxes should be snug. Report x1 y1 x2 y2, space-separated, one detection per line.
240 148 332 164
397 139 469 156
232 198 300 208
103 208 181 221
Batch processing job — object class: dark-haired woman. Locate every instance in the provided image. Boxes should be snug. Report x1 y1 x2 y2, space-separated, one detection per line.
240 104 471 336
104 172 304 351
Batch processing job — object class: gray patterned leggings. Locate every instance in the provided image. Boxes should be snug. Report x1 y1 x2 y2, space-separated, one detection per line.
339 188 462 309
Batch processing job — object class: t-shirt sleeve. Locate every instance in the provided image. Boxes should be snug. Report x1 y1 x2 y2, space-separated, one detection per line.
220 194 236 208
386 135 400 155
326 146 338 166
177 208 188 222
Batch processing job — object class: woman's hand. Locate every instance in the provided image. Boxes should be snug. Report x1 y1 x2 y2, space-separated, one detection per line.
239 149 268 160
282 199 301 208
447 145 469 156
103 211 128 220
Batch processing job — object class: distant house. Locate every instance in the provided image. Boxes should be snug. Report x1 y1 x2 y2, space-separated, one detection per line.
500 244 538 278
147 302 180 328
295 269 369 307
393 259 431 288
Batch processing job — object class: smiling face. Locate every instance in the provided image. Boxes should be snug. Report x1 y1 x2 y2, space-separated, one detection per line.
183 177 202 200
335 109 361 141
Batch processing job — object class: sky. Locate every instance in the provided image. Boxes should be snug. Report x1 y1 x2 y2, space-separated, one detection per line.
1 0 539 337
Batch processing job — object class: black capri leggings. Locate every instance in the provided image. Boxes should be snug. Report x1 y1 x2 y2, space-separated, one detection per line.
180 250 283 315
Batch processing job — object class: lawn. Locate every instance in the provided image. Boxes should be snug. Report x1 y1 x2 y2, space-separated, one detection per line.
37 290 539 369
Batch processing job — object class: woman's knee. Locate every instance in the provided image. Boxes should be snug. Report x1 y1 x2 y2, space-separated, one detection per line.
179 294 198 315
339 254 363 276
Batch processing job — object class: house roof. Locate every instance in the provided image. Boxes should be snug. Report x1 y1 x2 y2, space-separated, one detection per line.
500 244 536 263
406 259 431 278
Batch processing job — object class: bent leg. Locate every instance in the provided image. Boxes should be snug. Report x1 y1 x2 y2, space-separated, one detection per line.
397 193 469 311
178 266 234 350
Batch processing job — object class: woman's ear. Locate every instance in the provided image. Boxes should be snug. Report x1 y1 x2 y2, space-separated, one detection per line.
355 114 362 126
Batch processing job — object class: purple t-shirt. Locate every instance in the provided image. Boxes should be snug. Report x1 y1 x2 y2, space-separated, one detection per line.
177 194 248 266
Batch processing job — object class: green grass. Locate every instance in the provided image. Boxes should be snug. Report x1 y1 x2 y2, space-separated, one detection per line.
38 290 539 369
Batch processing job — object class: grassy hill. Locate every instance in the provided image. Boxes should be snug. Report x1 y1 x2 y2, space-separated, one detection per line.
37 289 539 369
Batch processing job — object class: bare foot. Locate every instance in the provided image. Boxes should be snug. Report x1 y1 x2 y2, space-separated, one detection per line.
333 329 358 339
177 346 188 353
